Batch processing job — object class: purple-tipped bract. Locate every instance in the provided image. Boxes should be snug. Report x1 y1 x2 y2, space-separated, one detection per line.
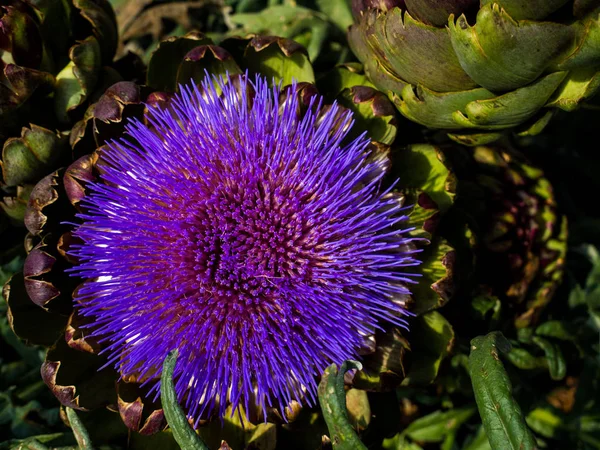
70 75 418 423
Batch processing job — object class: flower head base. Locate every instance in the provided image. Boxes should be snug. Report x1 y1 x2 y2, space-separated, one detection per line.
70 74 418 423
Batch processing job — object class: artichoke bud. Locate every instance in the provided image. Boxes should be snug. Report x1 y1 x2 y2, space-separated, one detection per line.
0 1 45 70
450 146 567 327
0 125 69 222
385 142 565 331
222 35 315 86
390 145 459 315
1 125 69 186
349 0 600 143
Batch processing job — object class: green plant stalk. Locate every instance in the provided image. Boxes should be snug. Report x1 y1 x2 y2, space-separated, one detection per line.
468 332 538 450
318 360 367 450
161 349 209 450
65 407 93 450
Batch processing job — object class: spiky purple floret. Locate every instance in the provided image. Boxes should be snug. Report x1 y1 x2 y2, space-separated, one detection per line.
70 74 419 423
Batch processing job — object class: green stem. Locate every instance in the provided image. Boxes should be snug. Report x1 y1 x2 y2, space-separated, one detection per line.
318 361 367 450
65 408 93 450
161 349 210 450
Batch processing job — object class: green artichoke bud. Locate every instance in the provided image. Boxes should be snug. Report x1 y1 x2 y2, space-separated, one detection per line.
0 126 69 223
349 1 600 144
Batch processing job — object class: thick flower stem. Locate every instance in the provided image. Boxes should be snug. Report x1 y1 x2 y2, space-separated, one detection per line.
161 350 210 450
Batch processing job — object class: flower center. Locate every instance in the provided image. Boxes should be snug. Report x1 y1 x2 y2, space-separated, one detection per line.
189 174 317 301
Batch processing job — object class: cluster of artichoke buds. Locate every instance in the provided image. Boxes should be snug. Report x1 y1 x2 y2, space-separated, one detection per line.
0 0 143 223
349 0 600 145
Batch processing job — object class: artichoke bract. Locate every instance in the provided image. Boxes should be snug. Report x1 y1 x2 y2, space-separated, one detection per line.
349 0 600 144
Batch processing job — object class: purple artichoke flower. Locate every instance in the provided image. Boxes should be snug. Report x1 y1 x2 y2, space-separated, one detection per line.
68 74 418 424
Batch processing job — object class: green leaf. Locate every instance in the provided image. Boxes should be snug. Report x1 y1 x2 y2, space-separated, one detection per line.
531 336 567 380
468 332 537 450
0 254 23 288
470 295 501 322
525 408 563 439
315 0 353 32
535 321 575 342
318 361 367 450
0 392 13 426
229 5 329 61
161 350 209 450
577 249 600 332
382 436 423 450
129 429 181 450
504 347 547 371
463 425 492 450
403 407 476 442
0 432 77 450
